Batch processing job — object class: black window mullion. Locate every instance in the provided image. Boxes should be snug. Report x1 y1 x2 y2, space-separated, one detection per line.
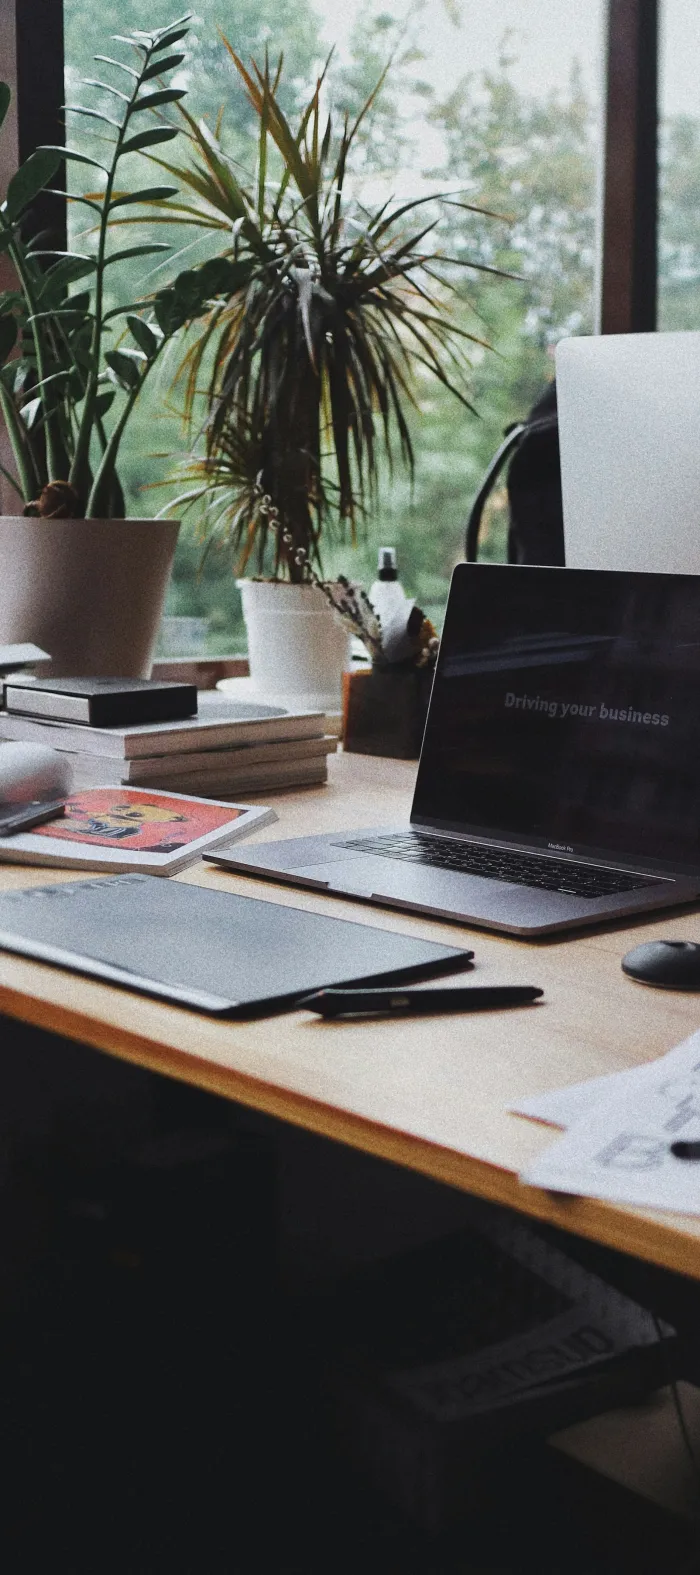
0 0 66 510
599 0 659 333
3 0 67 252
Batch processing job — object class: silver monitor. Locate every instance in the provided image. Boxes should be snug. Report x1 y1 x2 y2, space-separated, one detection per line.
556 330 700 574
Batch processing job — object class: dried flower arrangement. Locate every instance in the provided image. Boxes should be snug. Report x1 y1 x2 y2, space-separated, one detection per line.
254 479 439 670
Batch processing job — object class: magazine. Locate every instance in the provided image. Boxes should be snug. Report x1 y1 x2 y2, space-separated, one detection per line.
0 785 275 875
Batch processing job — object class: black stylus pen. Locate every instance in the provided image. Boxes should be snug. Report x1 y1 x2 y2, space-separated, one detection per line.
299 985 543 1018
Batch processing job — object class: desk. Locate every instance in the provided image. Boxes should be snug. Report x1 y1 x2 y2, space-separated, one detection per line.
2 752 700 1280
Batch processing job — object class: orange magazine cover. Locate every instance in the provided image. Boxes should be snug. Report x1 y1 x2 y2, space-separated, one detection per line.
0 787 275 875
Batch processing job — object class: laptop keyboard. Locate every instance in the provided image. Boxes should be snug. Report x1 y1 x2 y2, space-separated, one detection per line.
340 832 657 899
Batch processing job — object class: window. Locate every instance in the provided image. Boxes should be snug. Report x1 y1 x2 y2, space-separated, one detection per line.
38 3 604 644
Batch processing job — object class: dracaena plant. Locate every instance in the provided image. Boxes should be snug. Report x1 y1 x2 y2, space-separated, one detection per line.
0 14 192 520
150 45 503 582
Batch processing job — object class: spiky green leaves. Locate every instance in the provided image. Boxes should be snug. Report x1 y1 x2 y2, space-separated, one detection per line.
159 45 501 575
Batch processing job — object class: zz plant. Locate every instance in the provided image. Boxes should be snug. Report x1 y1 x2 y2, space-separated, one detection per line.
0 14 192 519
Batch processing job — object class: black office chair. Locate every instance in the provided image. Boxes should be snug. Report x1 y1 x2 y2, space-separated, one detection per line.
464 381 565 567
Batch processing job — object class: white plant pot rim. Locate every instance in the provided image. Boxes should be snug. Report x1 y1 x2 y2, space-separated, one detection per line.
236 576 340 597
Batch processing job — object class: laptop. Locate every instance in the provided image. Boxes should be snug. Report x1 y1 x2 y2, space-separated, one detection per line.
556 330 700 574
206 564 700 937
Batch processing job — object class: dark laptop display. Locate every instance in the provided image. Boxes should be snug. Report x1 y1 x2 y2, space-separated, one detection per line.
413 566 700 875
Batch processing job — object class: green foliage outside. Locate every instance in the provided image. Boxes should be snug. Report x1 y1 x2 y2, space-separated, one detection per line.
659 115 700 331
60 2 699 652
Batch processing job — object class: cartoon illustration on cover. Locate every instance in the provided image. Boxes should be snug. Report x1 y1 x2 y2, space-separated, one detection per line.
32 789 242 851
65 801 189 849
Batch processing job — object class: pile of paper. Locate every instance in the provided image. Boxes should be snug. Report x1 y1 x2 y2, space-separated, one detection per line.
513 1028 700 1216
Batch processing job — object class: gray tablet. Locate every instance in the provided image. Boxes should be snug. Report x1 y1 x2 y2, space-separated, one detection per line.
0 873 472 1018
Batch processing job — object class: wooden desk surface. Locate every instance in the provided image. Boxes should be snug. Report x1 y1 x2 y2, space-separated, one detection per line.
2 751 700 1280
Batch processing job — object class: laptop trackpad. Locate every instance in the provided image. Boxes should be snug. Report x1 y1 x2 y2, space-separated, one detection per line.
290 856 477 906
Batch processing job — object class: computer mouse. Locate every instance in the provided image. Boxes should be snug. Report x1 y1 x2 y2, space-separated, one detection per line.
622 940 700 990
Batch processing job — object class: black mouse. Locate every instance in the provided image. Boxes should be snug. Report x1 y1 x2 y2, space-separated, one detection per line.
622 940 700 990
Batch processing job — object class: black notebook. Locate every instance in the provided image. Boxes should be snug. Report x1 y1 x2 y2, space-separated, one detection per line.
5 676 198 727
0 874 472 1017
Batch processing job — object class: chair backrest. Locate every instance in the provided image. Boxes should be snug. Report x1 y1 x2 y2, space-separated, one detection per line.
465 382 564 566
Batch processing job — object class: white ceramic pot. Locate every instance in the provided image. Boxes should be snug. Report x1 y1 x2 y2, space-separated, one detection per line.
238 579 351 712
0 517 179 677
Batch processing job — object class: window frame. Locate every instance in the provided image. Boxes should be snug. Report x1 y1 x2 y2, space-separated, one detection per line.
0 0 660 513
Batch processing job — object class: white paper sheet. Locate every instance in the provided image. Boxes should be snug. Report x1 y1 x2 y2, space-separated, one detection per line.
511 1030 700 1130
512 1065 649 1129
520 1029 700 1214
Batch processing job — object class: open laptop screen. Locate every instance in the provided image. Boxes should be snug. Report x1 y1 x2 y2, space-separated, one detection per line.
412 564 700 874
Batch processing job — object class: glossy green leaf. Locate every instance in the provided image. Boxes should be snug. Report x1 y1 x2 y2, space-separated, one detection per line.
40 144 109 175
109 186 178 209
102 298 156 322
94 387 116 418
63 105 121 129
5 149 62 221
126 314 161 357
120 127 179 156
104 243 170 267
11 361 31 396
105 348 144 389
60 197 103 220
150 25 190 52
81 78 130 103
132 88 186 114
142 53 185 81
111 36 147 52
93 55 139 80
43 255 97 290
153 256 249 334
27 308 89 324
19 397 42 430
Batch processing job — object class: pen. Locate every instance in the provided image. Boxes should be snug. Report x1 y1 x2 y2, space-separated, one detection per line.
299 985 543 1018
0 797 66 837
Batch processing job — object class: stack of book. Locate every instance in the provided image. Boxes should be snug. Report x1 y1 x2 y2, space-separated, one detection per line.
0 685 336 796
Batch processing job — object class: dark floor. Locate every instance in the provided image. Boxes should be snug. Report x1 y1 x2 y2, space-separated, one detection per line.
1 1022 699 1573
2 1155 699 1575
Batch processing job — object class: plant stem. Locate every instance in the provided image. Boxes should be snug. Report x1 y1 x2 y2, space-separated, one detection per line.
87 328 164 517
69 42 156 505
0 457 25 501
86 380 140 518
0 377 39 501
6 238 64 483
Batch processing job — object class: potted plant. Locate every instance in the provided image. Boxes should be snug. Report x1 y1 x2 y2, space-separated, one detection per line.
154 47 499 708
0 15 193 677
